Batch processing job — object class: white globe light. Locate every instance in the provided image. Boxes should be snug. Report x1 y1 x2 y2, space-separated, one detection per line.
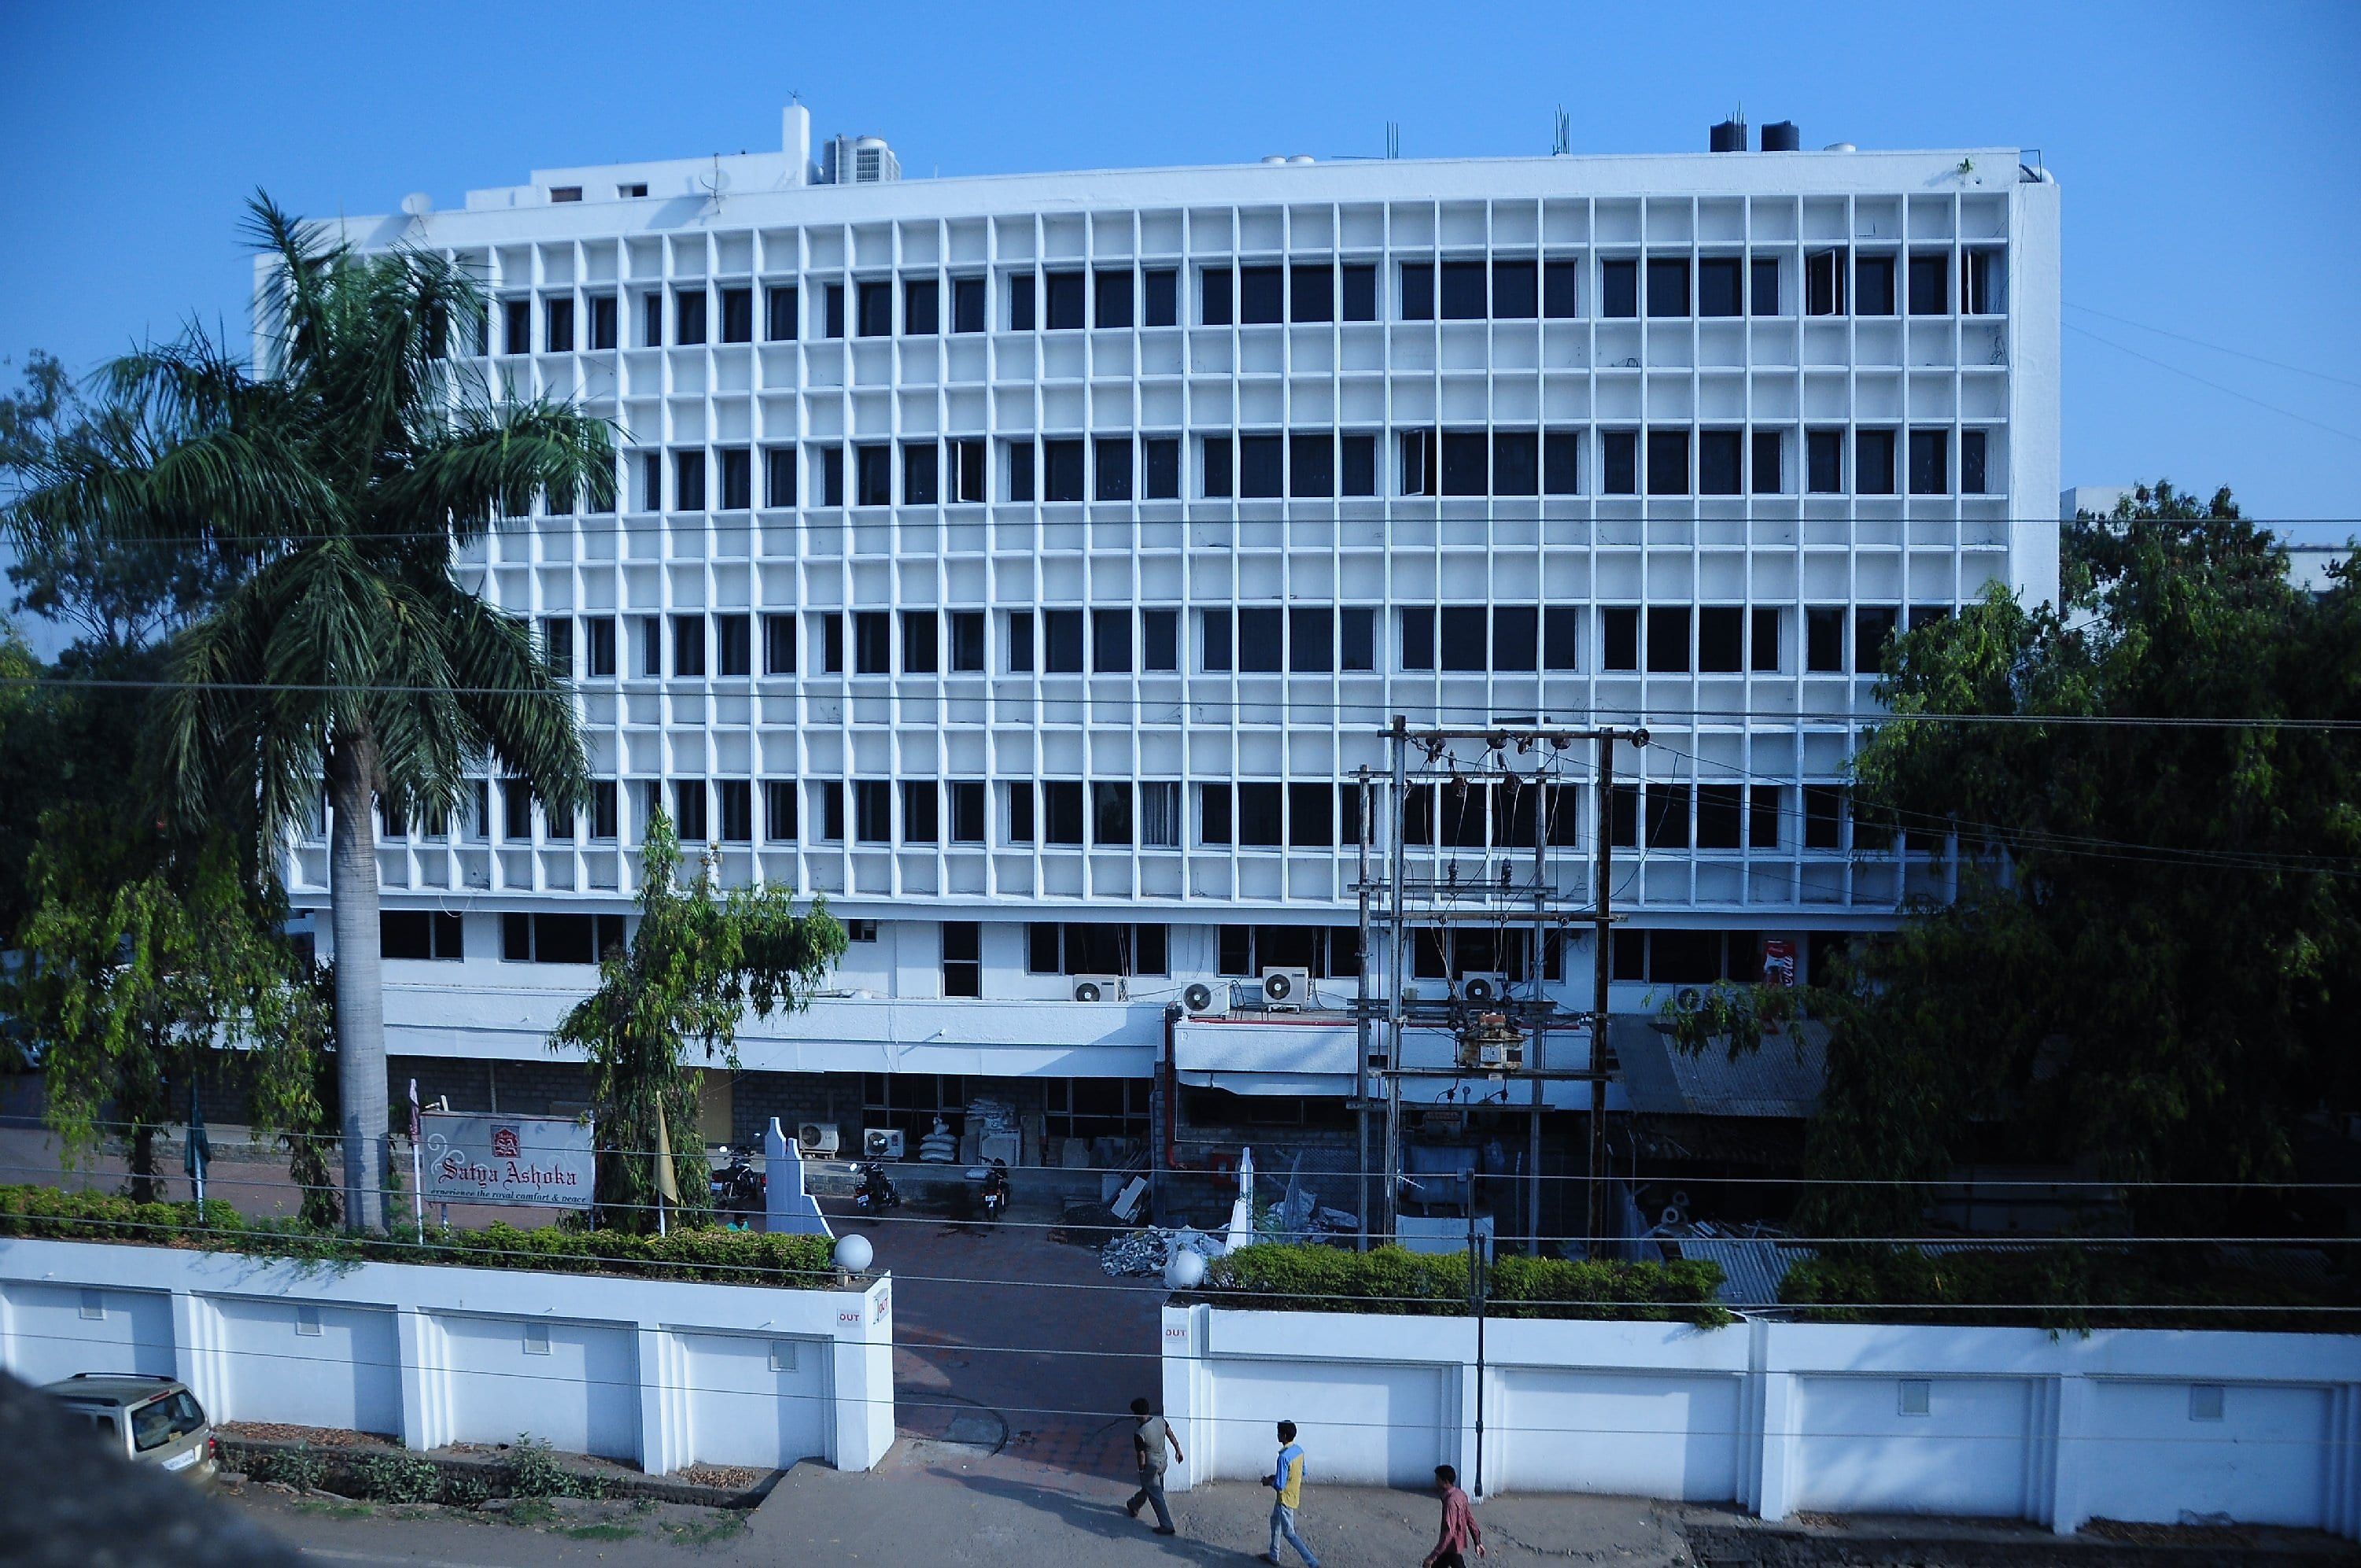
834 1234 875 1274
1164 1248 1208 1290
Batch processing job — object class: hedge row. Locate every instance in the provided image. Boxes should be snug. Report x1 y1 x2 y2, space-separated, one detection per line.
1780 1244 2359 1334
0 1185 839 1286
1199 1243 1731 1326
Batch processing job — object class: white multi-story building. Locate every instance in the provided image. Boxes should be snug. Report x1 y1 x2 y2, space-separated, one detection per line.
301 108 2059 1187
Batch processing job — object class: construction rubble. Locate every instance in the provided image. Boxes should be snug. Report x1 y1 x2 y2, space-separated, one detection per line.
1098 1226 1227 1277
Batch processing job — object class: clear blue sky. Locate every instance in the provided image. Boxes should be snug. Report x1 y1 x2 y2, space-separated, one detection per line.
2 0 2355 529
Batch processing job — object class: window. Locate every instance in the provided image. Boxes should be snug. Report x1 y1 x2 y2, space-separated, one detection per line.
1201 266 1233 326
676 449 706 510
592 780 618 840
950 779 985 843
1092 780 1133 845
1028 923 1167 976
1646 430 1689 496
1493 431 1539 496
588 294 618 350
1138 608 1179 672
1856 430 1897 496
1341 264 1377 321
1751 607 1780 670
1803 784 1844 848
1006 778 1034 841
1044 608 1083 673
1289 433 1334 498
942 921 980 998
1044 270 1085 330
381 911 464 961
1007 610 1035 672
540 616 574 677
1009 271 1036 330
719 287 752 344
1201 608 1232 672
1199 784 1232 845
1238 782 1283 847
854 611 891 675
1144 437 1180 500
1603 430 1639 495
503 298 530 355
1282 781 1330 847
1806 607 1846 672
716 613 751 677
1239 265 1282 324
1963 249 2002 315
585 614 617 677
1144 268 1178 327
1602 607 1640 670
902 780 939 843
545 297 574 353
855 779 891 843
903 441 939 505
1043 780 1083 844
762 445 795 507
765 284 798 341
1854 606 1899 670
1750 256 1780 315
1043 438 1085 502
1440 606 1486 672
1543 433 1579 496
638 614 662 677
1094 269 1132 328
641 292 665 348
817 780 844 840
1751 430 1784 494
1698 607 1743 673
1961 430 1988 495
861 1072 968 1139
1091 608 1131 673
1697 784 1743 849
904 278 939 335
662 778 704 841
717 779 752 842
856 444 891 507
1493 605 1538 670
1290 263 1333 323
718 447 751 510
1909 430 1947 495
1854 254 1896 315
1646 783 1691 848
1238 607 1282 672
950 610 985 673
1005 440 1035 501
953 276 986 333
1341 434 1376 496
1288 607 1333 673
1094 436 1132 501
1441 431 1487 496
856 280 892 338
764 780 797 842
1646 606 1691 673
1908 253 1948 315
1698 257 1742 317
1544 606 1580 671
824 282 846 338
1749 784 1781 848
954 438 987 503
676 289 708 345
1340 606 1374 671
1201 435 1232 499
902 611 938 674
1805 249 1846 315
1601 258 1638 318
671 613 706 677
762 612 796 675
1646 257 1690 316
1699 430 1742 495
1238 434 1283 498
1806 430 1845 493
1400 261 1434 320
1399 606 1434 671
821 445 844 506
1400 430 1437 496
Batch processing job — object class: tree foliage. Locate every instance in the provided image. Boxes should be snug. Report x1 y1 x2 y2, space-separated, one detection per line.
1672 484 2361 1234
552 815 844 1230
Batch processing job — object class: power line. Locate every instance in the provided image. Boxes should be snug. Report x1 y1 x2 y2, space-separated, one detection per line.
2067 323 2361 445
2064 302 2361 392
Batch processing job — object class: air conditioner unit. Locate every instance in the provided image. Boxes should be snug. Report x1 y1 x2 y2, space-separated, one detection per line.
863 1127 906 1160
1260 967 1312 1010
1181 981 1226 1016
1071 973 1125 1003
1458 972 1512 1005
796 1122 840 1156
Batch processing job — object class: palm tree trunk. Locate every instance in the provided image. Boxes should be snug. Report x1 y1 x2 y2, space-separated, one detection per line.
326 739 389 1231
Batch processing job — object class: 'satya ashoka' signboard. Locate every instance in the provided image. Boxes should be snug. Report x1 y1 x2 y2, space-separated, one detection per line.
420 1112 596 1209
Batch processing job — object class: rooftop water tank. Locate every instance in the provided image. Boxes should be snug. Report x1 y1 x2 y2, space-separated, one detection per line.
1709 116 1747 153
1760 120 1800 152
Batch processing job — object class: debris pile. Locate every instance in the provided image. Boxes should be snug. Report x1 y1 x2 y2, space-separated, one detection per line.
1098 1226 1227 1278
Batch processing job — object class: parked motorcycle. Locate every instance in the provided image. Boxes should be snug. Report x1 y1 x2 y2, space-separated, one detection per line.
854 1160 902 1212
979 1158 1011 1225
710 1146 763 1219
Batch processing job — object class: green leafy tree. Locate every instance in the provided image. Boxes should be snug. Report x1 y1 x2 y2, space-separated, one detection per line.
3 197 614 1229
10 821 328 1208
1673 484 2361 1235
553 814 844 1230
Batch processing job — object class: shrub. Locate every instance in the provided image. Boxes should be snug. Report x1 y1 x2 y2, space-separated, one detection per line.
356 1451 440 1504
505 1436 593 1500
251 1444 326 1491
0 1185 834 1286
442 1470 491 1508
1199 1243 1729 1326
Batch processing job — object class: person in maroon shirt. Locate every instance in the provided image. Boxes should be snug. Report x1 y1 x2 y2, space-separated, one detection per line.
1424 1464 1485 1567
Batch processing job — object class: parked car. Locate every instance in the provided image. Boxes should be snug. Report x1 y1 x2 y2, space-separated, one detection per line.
44 1374 216 1478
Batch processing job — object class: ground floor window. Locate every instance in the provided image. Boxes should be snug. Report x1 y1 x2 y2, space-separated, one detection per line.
1046 1078 1150 1143
861 1073 968 1140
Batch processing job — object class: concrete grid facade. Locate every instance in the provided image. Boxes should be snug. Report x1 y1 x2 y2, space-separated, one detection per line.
294 111 2060 1146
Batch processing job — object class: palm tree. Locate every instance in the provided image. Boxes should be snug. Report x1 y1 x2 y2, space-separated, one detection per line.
6 195 613 1228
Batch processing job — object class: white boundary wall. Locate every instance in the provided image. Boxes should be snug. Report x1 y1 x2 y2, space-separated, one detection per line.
0 1238 895 1475
1161 1305 2361 1537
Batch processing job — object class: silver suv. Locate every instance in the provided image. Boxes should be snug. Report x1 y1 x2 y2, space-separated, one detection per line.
45 1374 216 1477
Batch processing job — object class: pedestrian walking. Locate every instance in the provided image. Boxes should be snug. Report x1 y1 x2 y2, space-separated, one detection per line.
1123 1395 1182 1536
1260 1420 1319 1566
1423 1464 1485 1567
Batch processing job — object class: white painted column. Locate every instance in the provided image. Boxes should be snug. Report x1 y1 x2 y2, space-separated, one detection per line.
1753 1319 1797 1523
1160 1302 1201 1492
168 1289 229 1422
395 1307 443 1452
2045 1374 2090 1534
827 1275 896 1472
637 1326 689 1475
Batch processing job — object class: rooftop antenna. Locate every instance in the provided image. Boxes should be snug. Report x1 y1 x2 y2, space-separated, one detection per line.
1552 107 1570 157
1385 121 1400 160
699 155 731 212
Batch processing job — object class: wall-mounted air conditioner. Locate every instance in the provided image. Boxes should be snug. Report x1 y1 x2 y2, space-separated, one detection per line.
797 1122 841 1155
1458 972 1511 1005
1260 967 1311 1010
1181 982 1226 1016
1071 973 1125 1002
863 1127 906 1160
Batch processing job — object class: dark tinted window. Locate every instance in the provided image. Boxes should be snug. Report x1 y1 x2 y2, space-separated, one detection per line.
1440 606 1486 672
1043 438 1085 502
1544 260 1579 318
1698 257 1742 317
1441 432 1487 496
854 611 890 674
1144 437 1180 499
1908 253 1948 315
902 441 938 505
675 290 708 344
1601 258 1637 318
1603 607 1639 670
856 445 891 507
1289 264 1332 323
1008 273 1036 330
1143 609 1178 670
1238 434 1283 497
1806 606 1846 672
1091 609 1131 673
1094 436 1132 501
1645 430 1689 496
1144 269 1177 327
1909 430 1947 495
953 277 985 332
1341 606 1374 670
1544 432 1579 495
1341 434 1375 496
1543 606 1579 670
1288 607 1332 673
1201 267 1232 326
1646 606 1691 673
950 610 985 673
1044 271 1085 329
1491 260 1537 318
1699 430 1742 495
1201 436 1231 497
1239 266 1283 324
1289 433 1333 498
1238 607 1282 673
1646 257 1689 316
720 287 752 342
1439 260 1485 319
1341 264 1377 321
1750 431 1782 494
1044 609 1083 673
1401 262 1434 320
1603 431 1638 494
1237 782 1282 847
1854 606 1899 670
1200 608 1230 671
1961 430 1987 495
857 281 892 338
1492 431 1539 495
1399 607 1434 670
1698 607 1743 673
904 279 939 335
1856 430 1896 495
902 611 937 673
1493 605 1538 670
1806 430 1844 493
1750 257 1780 315
1854 254 1896 315
1094 270 1132 328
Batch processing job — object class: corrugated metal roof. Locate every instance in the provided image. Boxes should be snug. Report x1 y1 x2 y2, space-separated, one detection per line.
1612 1017 1828 1118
